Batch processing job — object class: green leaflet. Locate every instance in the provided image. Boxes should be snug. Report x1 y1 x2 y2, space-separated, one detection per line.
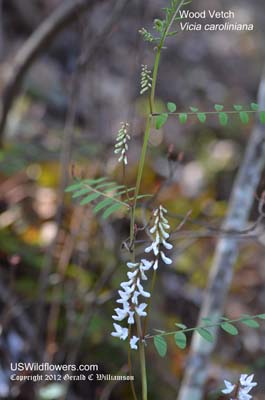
197 328 214 343
174 331 187 349
257 314 265 319
197 113 206 123
175 323 187 329
233 104 243 111
219 112 228 126
239 111 249 124
65 177 106 192
72 187 91 198
102 203 123 219
93 198 114 214
259 111 265 124
154 335 167 357
214 104 224 111
167 102 177 112
179 113 188 124
80 192 101 205
221 322 238 335
201 317 212 324
240 315 260 328
251 102 259 111
156 113 168 129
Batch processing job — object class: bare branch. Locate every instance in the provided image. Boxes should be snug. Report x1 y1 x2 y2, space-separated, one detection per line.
0 0 105 145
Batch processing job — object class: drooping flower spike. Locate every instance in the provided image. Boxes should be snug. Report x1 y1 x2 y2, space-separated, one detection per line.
140 64 152 95
111 205 173 350
114 122 130 165
111 259 153 349
145 205 173 270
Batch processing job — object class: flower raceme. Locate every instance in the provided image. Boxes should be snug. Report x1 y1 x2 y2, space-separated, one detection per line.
111 259 153 347
145 205 173 270
222 374 257 400
114 122 130 165
111 206 173 350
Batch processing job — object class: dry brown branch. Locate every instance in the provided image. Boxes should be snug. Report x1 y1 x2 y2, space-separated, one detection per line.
0 0 105 145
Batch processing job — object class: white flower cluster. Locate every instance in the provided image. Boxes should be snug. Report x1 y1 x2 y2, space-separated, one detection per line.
111 205 173 350
222 374 257 400
140 64 152 95
114 122 130 165
145 205 173 270
111 259 153 350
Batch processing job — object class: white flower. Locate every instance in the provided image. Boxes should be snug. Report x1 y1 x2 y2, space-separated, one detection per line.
141 259 153 270
112 307 128 321
127 262 139 268
222 380 235 394
162 239 173 250
240 374 257 389
160 251 172 265
111 323 128 340
222 374 257 400
128 311 135 325
130 336 139 350
135 303 147 317
136 280 151 298
153 259 158 270
131 290 140 305
114 122 130 165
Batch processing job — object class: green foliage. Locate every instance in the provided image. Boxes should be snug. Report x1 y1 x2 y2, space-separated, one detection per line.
197 112 206 123
66 177 132 219
153 103 265 130
139 0 191 46
167 102 177 112
260 111 265 124
154 335 167 357
219 112 229 126
197 327 214 343
155 113 168 129
240 315 260 328
152 314 265 357
174 331 187 349
179 113 188 124
220 322 238 335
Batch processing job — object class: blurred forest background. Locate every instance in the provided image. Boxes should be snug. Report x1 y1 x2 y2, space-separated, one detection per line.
0 0 265 399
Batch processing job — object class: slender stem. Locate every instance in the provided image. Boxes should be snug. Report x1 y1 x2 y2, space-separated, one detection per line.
128 327 138 400
142 268 157 336
128 3 186 399
136 316 148 400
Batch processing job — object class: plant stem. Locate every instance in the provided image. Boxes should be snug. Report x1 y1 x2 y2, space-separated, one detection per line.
128 3 186 399
136 316 148 400
142 269 157 336
128 328 138 400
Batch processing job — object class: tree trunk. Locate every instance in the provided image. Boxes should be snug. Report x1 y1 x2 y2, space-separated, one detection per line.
177 68 265 400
